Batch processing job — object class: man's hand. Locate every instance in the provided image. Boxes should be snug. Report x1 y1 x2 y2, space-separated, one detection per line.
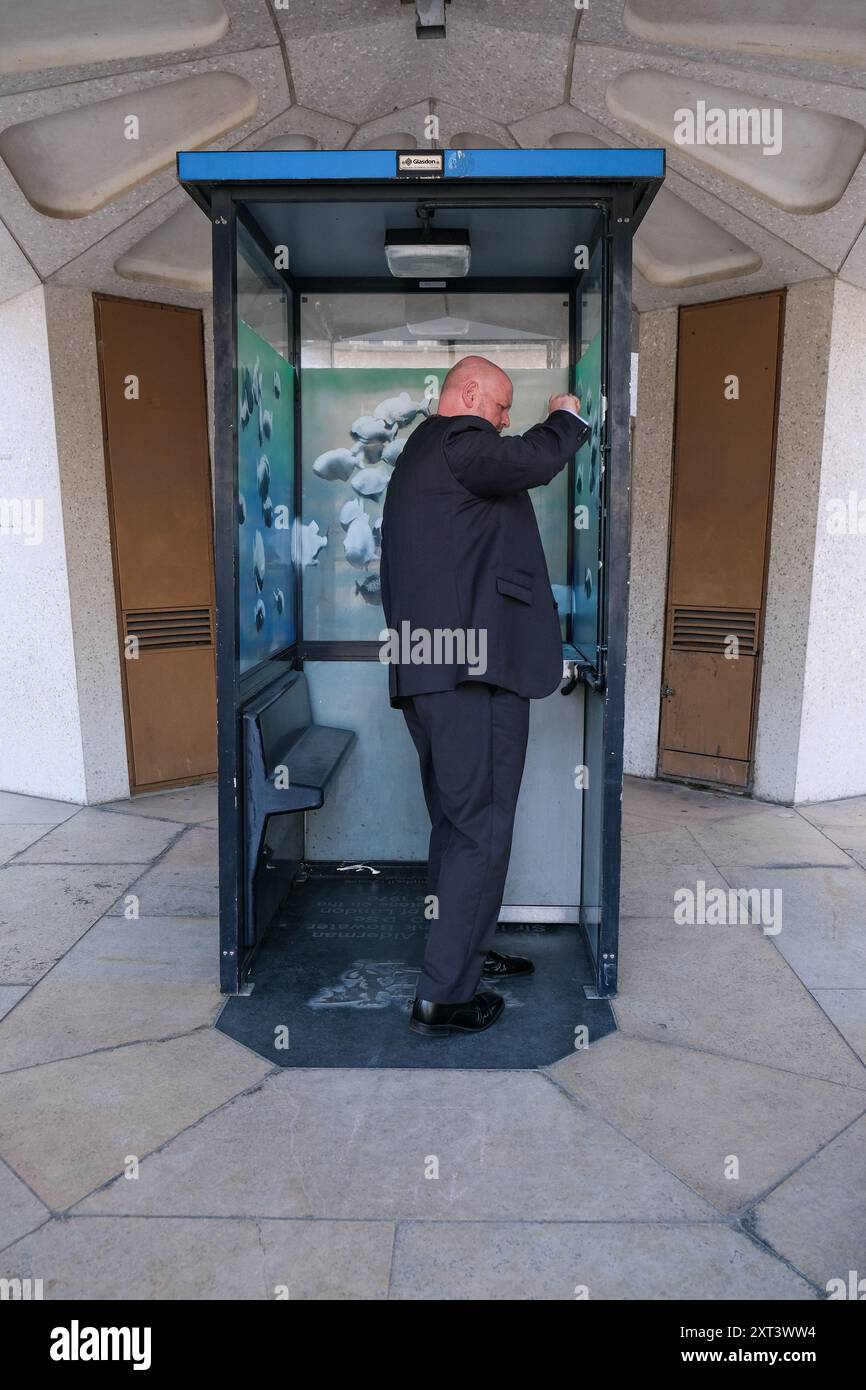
548 392 582 416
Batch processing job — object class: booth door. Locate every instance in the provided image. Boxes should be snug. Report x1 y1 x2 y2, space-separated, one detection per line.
297 290 584 917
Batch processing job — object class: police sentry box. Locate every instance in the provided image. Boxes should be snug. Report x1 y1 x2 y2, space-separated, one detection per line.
176 145 663 1063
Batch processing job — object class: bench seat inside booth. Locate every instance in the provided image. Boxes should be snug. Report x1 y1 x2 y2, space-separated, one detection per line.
242 670 355 944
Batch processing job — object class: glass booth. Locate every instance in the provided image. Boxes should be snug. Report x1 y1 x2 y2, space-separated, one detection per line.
177 148 663 1054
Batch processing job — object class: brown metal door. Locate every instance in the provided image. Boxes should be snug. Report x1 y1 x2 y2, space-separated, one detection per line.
659 292 783 789
95 295 217 791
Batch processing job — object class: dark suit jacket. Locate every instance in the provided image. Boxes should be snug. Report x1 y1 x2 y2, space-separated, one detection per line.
379 408 590 709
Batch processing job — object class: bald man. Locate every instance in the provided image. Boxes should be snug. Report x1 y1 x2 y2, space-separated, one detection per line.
379 356 589 1037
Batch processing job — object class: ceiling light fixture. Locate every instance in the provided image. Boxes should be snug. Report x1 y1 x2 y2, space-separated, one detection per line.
385 208 470 278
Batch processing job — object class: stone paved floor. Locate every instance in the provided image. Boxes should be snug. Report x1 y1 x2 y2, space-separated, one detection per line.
0 776 864 1300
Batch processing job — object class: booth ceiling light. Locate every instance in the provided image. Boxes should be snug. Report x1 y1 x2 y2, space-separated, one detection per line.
384 228 470 278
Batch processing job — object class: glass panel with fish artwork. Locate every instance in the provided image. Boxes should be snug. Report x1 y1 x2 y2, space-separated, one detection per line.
300 361 570 642
237 316 296 673
572 328 603 666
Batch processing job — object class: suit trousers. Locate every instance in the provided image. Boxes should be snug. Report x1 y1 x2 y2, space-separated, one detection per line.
400 681 530 1004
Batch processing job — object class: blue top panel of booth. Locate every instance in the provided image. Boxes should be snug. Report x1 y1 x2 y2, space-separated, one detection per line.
177 147 665 185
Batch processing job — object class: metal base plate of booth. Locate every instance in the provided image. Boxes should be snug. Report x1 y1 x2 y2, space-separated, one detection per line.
215 863 615 1069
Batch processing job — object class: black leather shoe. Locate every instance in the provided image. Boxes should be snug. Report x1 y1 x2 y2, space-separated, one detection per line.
409 991 504 1037
481 949 534 979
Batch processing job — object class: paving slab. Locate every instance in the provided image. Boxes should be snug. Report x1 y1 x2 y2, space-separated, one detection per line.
14 808 186 864
0 917 220 1069
0 826 55 862
0 986 28 1021
811 990 866 1065
0 792 80 826
547 1034 866 1214
105 866 219 918
259 1218 393 1300
157 826 218 868
752 1113 866 1293
100 784 217 825
622 807 687 835
620 859 732 919
0 864 138 984
77 1068 716 1222
390 1220 817 1300
689 809 851 869
623 777 769 824
797 796 866 852
0 1215 393 1301
615 916 866 1088
623 825 716 865
0 1031 271 1209
720 865 866 989
0 1158 50 1253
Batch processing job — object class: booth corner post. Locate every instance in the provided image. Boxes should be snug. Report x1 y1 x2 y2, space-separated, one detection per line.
211 187 244 994
177 147 664 1001
596 184 634 998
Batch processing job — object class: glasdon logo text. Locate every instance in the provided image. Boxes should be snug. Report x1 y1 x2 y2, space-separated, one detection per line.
50 1321 152 1371
379 623 487 674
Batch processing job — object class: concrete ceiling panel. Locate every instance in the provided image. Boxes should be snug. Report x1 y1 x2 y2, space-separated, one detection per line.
281 20 426 125
0 49 290 279
249 105 354 152
839 223 866 291
272 1 405 43
0 221 41 305
0 1 858 311
0 71 258 218
361 133 418 149
510 104 828 310
350 101 514 152
547 129 761 288
273 0 574 44
450 133 505 148
580 0 866 89
429 104 515 148
565 45 866 271
350 103 430 150
0 0 277 97
606 68 865 213
110 111 348 294
425 16 572 122
622 0 866 71
635 190 761 287
0 0 229 76
35 185 211 309
114 200 212 292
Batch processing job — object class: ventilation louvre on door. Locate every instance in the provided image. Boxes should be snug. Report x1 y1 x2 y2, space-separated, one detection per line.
124 608 214 649
672 607 758 654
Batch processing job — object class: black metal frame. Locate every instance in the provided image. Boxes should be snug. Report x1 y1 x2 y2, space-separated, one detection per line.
211 189 245 992
593 186 633 994
205 174 654 996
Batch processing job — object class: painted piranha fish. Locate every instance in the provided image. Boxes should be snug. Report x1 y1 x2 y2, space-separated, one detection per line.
313 447 359 481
